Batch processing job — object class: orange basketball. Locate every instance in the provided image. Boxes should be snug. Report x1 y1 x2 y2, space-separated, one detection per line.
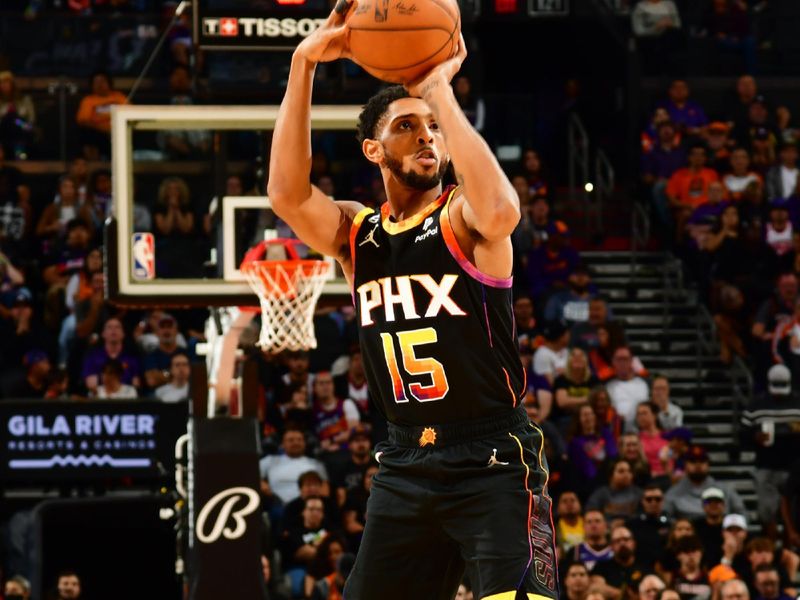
345 0 461 84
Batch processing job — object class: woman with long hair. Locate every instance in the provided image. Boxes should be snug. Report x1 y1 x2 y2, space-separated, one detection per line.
553 347 599 432
0 70 36 159
567 402 618 497
588 385 623 442
656 518 696 585
304 533 347 599
636 401 672 477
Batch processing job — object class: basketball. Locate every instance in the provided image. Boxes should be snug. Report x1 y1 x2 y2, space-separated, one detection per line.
344 0 461 84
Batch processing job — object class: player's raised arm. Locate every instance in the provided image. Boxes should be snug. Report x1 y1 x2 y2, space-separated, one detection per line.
406 36 520 242
267 0 363 263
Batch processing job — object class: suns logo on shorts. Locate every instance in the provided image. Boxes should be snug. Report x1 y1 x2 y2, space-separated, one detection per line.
530 496 556 591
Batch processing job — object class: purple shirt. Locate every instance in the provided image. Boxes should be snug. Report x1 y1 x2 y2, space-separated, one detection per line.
642 144 688 180
81 346 141 385
688 201 728 225
658 100 709 130
526 245 580 298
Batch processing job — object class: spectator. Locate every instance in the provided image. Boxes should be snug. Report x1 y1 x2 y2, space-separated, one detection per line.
686 180 729 251
40 218 92 331
157 65 210 159
591 525 649 600
659 80 709 137
3 349 50 399
733 97 779 157
329 425 373 507
672 535 712 600
553 348 599 431
36 177 93 244
526 222 579 298
55 570 81 599
651 375 683 430
663 445 746 519
636 402 671 477
81 316 141 394
58 246 102 366
627 483 671 571
522 148 549 200
281 496 329 598
563 508 613 571
310 552 355 600
453 75 485 132
545 263 596 325
143 313 182 389
153 176 196 277
134 310 188 354
701 0 755 73
728 76 759 130
0 288 44 377
732 537 797 598
586 459 643 522
281 350 315 403
511 175 536 280
666 144 721 235
514 294 539 355
724 148 762 202
639 575 666 600
662 427 693 481
76 70 127 160
533 320 569 385
691 487 727 569
606 346 650 431
154 351 191 402
4 574 30 600
751 128 778 177
753 565 793 600
85 168 112 232
0 145 31 258
619 433 653 488
0 71 36 160
720 580 750 600
456 581 474 600
590 385 625 441
341 462 379 550
333 348 369 422
282 470 340 533
780 458 800 550
568 403 619 493
657 518 696 584
763 200 795 275
631 0 683 68
642 108 680 155
765 142 798 200
556 490 585 552
775 106 798 145
740 364 800 538
563 563 592 600
312 371 360 455
95 359 137 399
643 120 688 227
260 428 328 505
706 122 734 172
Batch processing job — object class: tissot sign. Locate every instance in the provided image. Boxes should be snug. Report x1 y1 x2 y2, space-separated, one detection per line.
195 0 330 50
0 401 187 483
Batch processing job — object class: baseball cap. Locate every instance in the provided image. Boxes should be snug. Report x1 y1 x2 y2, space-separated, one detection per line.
708 121 729 133
546 220 569 237
542 320 568 342
768 364 791 395
663 427 693 443
23 349 49 368
158 313 176 327
723 514 748 530
686 444 709 462
348 425 371 442
701 487 725 502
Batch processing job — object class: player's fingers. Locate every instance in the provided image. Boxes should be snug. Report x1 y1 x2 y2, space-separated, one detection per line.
456 33 467 60
333 0 356 21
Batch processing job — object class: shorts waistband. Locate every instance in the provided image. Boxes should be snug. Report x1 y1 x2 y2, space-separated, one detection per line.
387 406 529 449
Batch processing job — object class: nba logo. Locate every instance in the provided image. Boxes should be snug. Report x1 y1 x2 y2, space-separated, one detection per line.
132 233 155 280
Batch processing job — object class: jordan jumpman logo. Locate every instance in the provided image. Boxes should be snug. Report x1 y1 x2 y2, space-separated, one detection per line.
359 223 380 248
487 449 509 467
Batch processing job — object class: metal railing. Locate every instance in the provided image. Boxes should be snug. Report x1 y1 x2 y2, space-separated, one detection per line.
629 201 650 286
567 113 590 206
592 148 614 236
730 355 753 440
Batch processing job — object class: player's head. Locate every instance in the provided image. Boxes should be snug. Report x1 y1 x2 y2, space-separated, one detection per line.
358 85 450 192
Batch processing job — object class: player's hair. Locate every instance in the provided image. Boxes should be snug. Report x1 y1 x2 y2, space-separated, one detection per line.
357 85 410 144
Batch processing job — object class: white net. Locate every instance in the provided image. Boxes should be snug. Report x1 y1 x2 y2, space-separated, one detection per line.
241 260 331 352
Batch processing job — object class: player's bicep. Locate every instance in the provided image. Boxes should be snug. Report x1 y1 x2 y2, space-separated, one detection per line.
270 184 363 261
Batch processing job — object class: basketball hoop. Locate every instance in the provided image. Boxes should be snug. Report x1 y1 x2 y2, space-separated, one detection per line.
240 239 330 352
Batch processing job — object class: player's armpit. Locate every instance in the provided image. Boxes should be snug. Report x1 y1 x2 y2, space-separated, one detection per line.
269 184 365 263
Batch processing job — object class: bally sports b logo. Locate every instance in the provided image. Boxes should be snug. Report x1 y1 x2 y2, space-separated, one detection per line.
196 487 260 544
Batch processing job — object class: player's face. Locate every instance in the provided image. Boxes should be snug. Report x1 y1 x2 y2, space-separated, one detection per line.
376 97 449 191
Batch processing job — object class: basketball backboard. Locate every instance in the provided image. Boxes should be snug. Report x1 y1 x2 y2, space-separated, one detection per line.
105 104 359 308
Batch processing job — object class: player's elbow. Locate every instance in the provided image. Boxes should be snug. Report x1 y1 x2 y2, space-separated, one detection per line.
479 202 520 241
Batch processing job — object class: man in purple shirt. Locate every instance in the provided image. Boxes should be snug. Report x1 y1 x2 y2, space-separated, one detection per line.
658 80 709 136
642 120 687 227
526 222 580 299
81 316 141 395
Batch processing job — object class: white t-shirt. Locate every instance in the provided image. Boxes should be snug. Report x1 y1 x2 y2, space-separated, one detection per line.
723 172 760 196
259 454 328 504
533 346 568 379
606 377 650 429
632 0 682 37
155 382 190 402
781 166 798 198
97 384 138 399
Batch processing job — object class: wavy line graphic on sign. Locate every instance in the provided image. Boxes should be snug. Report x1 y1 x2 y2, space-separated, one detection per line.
9 455 151 469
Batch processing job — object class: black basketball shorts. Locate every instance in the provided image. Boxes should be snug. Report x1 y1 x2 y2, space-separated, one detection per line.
343 406 559 600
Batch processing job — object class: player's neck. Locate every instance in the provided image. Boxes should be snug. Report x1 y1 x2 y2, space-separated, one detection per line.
384 185 443 222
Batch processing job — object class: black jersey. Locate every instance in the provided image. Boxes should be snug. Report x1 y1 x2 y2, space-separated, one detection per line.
349 186 526 427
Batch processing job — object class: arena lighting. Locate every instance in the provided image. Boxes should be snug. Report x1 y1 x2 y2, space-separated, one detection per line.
585 182 594 193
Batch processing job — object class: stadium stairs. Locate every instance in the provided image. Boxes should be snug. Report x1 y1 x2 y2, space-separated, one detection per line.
582 250 759 527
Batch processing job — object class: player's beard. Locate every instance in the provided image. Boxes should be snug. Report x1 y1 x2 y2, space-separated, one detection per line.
383 150 449 191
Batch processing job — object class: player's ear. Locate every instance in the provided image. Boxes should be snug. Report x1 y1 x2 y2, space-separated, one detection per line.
362 138 383 165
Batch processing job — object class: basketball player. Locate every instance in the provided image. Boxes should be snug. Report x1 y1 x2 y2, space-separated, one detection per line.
267 4 558 599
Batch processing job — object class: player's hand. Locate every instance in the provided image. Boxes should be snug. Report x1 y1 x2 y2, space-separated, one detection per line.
405 33 467 100
294 0 354 64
